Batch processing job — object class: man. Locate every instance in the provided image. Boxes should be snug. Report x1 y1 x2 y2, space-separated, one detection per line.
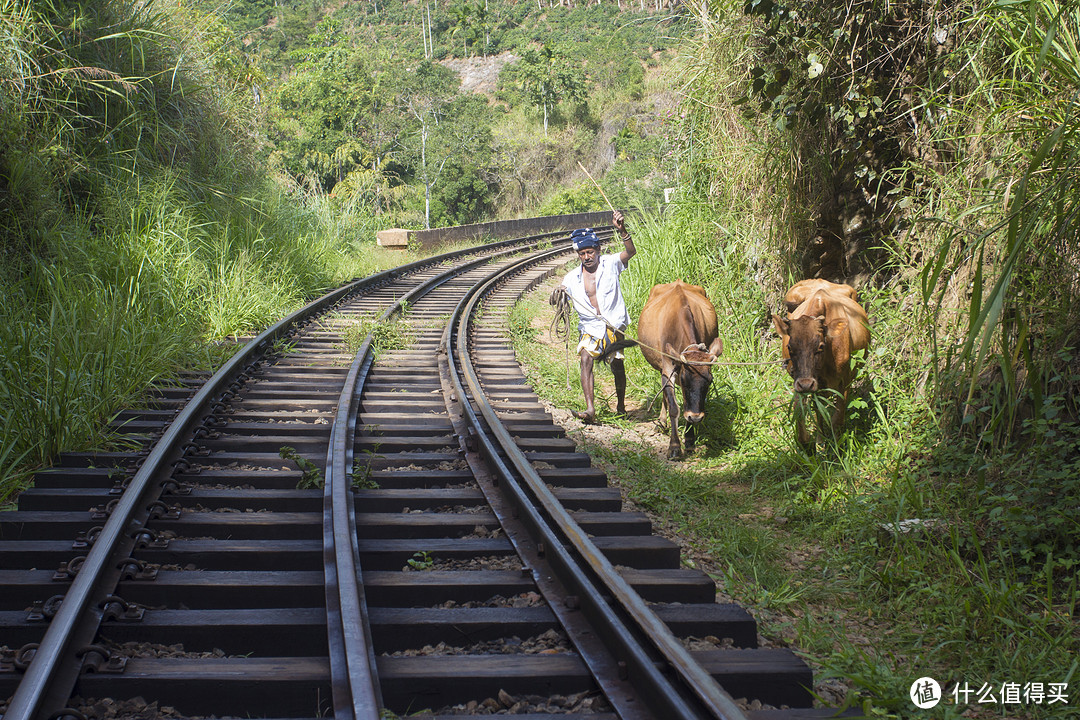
550 210 636 423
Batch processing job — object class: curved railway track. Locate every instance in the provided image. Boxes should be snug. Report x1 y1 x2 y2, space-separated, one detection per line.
1 232 847 720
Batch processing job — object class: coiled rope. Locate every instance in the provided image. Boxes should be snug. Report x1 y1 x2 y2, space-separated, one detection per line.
550 287 576 344
549 287 577 388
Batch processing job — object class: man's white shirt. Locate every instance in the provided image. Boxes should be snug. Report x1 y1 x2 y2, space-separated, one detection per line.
563 253 630 338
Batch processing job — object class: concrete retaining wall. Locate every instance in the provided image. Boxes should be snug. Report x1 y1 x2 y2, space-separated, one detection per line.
377 211 616 250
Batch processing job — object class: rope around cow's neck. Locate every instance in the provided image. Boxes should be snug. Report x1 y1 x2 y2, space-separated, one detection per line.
556 288 784 368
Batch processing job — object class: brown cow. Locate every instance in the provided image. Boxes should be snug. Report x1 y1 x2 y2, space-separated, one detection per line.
636 281 723 459
772 279 870 449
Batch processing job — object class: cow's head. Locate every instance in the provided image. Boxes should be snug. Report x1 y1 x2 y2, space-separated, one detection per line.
665 338 723 423
773 314 826 393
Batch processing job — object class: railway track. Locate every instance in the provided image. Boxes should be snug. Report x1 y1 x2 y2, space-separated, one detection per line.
0 232 847 720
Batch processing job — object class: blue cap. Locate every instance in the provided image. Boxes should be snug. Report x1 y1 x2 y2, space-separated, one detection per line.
571 228 600 251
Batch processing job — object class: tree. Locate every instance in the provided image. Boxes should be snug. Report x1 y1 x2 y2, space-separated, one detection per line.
396 62 459 228
267 21 377 192
447 0 487 56
396 64 494 227
426 95 495 225
513 42 586 135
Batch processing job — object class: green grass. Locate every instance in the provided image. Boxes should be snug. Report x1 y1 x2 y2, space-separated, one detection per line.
337 312 415 358
511 202 1080 718
0 168 412 504
0 2 452 504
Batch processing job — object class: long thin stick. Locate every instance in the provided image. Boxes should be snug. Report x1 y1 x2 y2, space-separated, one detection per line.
577 161 616 213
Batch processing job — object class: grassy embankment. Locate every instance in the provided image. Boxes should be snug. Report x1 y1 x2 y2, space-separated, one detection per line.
511 203 1078 718
0 2 418 505
509 0 1080 716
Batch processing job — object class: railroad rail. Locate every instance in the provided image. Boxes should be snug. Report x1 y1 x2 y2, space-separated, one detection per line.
0 231 848 720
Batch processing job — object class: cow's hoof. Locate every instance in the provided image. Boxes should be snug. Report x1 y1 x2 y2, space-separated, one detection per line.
667 447 682 460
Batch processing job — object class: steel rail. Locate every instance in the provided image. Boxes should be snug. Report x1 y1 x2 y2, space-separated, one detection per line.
4 277 376 720
437 244 656 720
1 234 560 720
322 234 575 720
324 327 382 720
447 250 752 720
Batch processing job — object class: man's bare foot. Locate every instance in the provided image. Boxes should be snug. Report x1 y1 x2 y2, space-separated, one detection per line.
572 410 596 424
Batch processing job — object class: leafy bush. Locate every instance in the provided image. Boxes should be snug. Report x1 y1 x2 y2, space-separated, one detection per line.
537 183 604 216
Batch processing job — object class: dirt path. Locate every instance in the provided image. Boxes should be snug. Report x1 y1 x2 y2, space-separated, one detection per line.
515 275 855 708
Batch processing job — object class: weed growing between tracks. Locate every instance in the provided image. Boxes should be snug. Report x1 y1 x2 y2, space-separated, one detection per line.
279 446 324 490
509 216 1079 718
337 312 416 359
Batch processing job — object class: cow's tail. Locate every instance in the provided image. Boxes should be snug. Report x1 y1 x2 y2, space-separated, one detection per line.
596 338 639 362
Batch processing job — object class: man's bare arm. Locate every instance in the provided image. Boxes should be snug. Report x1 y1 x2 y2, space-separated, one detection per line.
613 210 636 266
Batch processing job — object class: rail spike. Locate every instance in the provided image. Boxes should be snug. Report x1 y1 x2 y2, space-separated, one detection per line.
130 527 170 549
100 594 146 622
13 644 38 672
72 525 104 550
159 477 193 495
89 498 120 520
26 595 65 623
116 557 158 582
52 555 86 581
75 645 127 674
146 500 181 520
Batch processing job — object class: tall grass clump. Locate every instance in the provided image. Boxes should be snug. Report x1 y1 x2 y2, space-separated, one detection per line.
503 0 1080 697
0 1 393 503
906 1 1080 605
924 0 1080 436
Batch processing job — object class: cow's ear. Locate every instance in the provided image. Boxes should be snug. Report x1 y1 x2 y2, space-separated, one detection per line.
771 314 789 338
707 337 723 357
829 321 851 365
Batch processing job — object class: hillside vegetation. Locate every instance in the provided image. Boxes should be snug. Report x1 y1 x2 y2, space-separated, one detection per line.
503 0 1079 715
0 0 408 499
2 0 1079 716
195 0 689 226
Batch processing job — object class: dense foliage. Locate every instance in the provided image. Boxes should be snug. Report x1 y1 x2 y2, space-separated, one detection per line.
598 0 1079 713
193 0 690 226
730 0 1080 530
